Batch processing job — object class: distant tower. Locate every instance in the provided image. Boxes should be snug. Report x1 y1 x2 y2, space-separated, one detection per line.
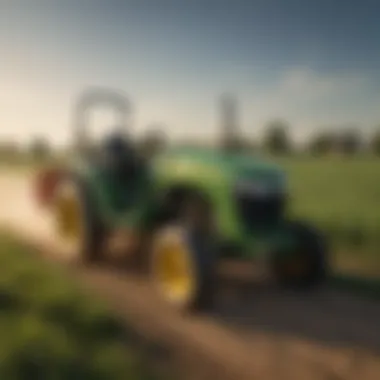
219 93 240 151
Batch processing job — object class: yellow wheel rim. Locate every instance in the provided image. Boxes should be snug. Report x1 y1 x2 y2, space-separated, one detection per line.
53 183 84 251
153 230 196 307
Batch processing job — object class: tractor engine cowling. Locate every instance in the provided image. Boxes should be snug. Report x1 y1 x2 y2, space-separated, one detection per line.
33 167 65 208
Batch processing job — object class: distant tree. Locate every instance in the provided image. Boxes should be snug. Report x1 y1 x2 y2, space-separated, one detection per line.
221 135 248 153
337 127 362 155
307 131 336 156
28 136 51 160
0 140 20 159
240 138 256 154
369 129 380 156
262 119 292 155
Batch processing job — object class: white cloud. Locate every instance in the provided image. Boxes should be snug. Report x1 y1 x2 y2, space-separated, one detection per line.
240 67 379 142
276 67 364 99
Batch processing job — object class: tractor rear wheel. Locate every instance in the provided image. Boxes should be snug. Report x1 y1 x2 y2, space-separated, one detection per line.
51 176 105 264
272 221 329 289
149 193 217 312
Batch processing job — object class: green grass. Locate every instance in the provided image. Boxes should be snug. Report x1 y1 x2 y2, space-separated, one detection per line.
0 233 160 380
273 155 380 275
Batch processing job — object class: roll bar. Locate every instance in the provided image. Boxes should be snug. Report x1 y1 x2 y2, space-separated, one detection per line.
73 87 132 151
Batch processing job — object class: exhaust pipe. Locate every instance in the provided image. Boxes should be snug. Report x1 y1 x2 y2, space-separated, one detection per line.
219 93 240 153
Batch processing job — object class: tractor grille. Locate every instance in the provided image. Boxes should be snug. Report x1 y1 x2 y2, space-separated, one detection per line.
234 187 285 231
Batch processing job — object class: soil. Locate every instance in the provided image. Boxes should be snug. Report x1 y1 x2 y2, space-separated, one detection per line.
1 169 380 380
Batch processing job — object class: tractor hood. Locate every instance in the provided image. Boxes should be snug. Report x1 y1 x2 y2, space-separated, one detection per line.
219 150 286 193
159 147 286 192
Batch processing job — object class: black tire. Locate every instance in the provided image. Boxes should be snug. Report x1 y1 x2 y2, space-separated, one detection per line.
151 225 216 313
53 175 106 265
185 226 216 311
272 221 329 289
150 192 217 312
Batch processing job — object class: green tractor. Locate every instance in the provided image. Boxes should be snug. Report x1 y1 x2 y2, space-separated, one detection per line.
35 88 329 312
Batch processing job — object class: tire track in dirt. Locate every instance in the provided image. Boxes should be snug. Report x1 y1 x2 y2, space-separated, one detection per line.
1 170 380 380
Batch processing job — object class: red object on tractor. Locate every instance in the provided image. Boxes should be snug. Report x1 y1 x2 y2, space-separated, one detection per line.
34 167 64 208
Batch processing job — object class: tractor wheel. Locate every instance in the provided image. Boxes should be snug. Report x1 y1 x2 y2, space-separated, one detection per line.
149 193 216 312
51 175 105 264
272 221 329 289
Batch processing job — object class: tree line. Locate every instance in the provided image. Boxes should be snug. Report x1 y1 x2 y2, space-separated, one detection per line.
2 120 380 162
233 120 380 156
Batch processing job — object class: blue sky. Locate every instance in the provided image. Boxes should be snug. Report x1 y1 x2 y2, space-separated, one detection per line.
1 0 380 145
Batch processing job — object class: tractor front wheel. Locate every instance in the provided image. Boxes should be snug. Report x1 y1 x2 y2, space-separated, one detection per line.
149 192 216 312
150 225 216 312
272 221 329 289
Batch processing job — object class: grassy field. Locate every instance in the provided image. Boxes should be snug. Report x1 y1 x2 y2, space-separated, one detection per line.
273 156 380 275
0 232 161 380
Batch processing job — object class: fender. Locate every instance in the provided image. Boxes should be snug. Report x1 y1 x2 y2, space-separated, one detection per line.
33 166 66 208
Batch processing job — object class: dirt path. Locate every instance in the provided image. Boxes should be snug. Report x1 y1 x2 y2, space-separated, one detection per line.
1 170 380 380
